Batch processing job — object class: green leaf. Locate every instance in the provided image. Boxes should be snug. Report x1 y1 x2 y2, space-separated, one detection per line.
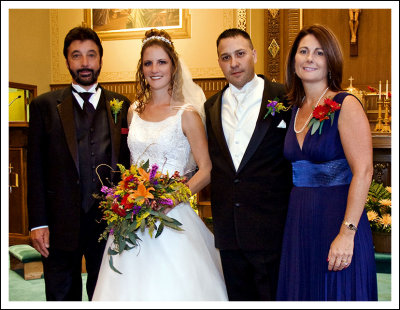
319 120 324 135
108 247 118 256
155 222 164 238
109 256 122 274
140 218 146 233
330 112 335 126
163 220 184 231
141 159 150 171
310 120 320 135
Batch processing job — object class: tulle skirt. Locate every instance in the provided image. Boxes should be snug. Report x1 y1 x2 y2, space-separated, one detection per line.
92 202 228 301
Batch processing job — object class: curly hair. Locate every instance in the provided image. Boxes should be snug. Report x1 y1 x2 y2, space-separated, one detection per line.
134 29 181 113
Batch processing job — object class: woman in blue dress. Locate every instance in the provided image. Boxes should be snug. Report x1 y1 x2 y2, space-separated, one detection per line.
276 24 377 301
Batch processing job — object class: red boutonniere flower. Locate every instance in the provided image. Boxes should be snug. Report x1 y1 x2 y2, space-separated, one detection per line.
308 98 341 135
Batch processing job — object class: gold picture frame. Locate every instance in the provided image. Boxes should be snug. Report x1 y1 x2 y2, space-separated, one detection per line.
83 9 191 40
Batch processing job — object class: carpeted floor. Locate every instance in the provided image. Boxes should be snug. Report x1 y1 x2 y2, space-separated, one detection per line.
8 268 391 301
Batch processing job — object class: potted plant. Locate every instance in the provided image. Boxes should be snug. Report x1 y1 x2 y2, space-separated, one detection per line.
365 180 391 253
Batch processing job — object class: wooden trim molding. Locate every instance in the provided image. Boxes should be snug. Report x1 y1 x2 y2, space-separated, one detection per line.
50 78 228 100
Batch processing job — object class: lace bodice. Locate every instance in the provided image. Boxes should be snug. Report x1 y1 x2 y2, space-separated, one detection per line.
127 105 196 177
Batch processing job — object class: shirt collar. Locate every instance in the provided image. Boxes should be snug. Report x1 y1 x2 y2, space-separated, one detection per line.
71 83 99 94
229 74 258 96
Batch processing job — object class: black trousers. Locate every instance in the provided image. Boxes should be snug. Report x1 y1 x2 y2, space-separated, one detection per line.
220 249 281 301
42 207 106 301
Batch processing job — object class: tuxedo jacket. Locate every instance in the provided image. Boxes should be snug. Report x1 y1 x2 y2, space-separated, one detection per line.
204 75 293 252
27 85 131 251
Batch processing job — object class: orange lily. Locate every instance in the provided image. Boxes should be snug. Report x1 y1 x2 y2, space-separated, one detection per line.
129 183 154 202
138 168 150 182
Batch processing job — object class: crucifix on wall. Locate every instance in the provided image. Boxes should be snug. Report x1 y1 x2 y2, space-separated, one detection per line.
349 9 361 56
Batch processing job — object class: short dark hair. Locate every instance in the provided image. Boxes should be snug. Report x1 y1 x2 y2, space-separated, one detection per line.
63 26 103 59
216 28 254 50
286 24 343 106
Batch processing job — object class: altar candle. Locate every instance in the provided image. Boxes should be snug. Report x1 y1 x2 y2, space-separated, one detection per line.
379 81 382 100
386 80 388 99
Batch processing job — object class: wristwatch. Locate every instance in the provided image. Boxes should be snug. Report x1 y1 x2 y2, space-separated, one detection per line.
343 221 358 232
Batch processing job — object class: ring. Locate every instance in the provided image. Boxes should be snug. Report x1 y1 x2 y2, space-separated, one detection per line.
343 262 348 265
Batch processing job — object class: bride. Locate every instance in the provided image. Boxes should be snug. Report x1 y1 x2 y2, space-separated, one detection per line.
92 29 228 301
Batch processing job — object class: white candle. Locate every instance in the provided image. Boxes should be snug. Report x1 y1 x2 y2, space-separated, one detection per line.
386 80 388 99
379 81 382 100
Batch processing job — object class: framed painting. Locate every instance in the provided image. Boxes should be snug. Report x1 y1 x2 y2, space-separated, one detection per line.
84 9 191 40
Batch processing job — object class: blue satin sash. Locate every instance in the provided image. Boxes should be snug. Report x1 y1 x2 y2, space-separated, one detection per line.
292 159 353 187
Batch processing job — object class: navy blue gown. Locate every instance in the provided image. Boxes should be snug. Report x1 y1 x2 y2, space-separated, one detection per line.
276 92 378 301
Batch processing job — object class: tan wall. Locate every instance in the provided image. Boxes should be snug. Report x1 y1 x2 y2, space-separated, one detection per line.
50 9 260 86
9 9 51 95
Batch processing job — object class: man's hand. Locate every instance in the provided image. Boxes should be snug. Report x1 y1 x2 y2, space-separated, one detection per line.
30 227 50 257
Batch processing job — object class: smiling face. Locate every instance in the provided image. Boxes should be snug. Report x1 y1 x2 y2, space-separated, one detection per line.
66 39 102 89
294 34 328 85
142 45 173 92
217 35 257 89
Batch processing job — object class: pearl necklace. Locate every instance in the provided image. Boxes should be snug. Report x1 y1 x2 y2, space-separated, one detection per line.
294 87 329 134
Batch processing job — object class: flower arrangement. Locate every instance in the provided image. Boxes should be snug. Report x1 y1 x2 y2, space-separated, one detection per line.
264 97 290 119
365 180 391 233
109 98 123 123
95 161 192 273
308 98 341 135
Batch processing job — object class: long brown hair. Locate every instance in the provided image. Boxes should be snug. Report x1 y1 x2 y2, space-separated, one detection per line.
134 29 179 113
285 24 343 107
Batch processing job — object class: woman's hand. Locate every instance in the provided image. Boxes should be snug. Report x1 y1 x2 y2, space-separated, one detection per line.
327 229 355 271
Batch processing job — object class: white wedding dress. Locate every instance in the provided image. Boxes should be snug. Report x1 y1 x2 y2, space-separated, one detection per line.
92 106 228 301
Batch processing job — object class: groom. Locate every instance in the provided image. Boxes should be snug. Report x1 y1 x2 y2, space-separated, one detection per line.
204 28 292 301
27 26 130 301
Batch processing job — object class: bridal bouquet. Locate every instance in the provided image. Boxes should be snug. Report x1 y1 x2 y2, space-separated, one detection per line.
95 161 192 273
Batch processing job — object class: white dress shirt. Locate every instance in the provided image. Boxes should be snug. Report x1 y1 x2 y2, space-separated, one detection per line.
221 75 264 171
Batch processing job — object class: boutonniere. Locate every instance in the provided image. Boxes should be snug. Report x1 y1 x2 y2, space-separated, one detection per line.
264 97 290 119
110 98 123 124
309 98 341 135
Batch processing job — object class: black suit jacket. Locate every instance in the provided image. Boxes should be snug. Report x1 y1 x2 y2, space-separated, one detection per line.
27 85 131 251
204 75 292 252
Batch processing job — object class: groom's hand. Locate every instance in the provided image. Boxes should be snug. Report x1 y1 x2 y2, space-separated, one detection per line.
30 227 50 258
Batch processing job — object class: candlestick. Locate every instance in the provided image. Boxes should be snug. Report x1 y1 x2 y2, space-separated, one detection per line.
386 80 388 100
379 81 382 100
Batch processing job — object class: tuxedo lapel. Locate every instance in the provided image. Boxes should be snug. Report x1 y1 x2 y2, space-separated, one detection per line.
102 87 121 168
209 87 236 172
237 77 273 174
57 87 80 173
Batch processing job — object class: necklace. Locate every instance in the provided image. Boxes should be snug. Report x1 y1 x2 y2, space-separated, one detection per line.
294 87 329 134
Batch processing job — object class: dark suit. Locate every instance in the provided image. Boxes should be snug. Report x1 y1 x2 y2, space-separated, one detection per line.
27 85 130 300
204 75 292 300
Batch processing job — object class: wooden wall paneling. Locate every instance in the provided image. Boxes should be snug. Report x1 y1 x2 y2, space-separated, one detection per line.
302 9 391 91
9 139 30 245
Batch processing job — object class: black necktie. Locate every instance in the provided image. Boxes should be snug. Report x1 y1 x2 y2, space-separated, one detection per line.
77 92 96 116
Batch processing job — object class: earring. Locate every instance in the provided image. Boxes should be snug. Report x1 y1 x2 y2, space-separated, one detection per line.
328 71 332 80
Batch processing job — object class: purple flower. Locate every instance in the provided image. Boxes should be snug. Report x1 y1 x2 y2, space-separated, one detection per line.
150 164 159 180
267 101 278 107
101 186 110 194
110 228 114 235
132 205 142 215
158 198 173 206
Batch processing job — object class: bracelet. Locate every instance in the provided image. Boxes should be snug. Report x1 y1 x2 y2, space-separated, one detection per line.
343 221 358 232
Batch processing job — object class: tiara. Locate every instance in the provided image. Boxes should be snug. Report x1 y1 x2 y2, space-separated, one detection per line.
142 35 172 46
